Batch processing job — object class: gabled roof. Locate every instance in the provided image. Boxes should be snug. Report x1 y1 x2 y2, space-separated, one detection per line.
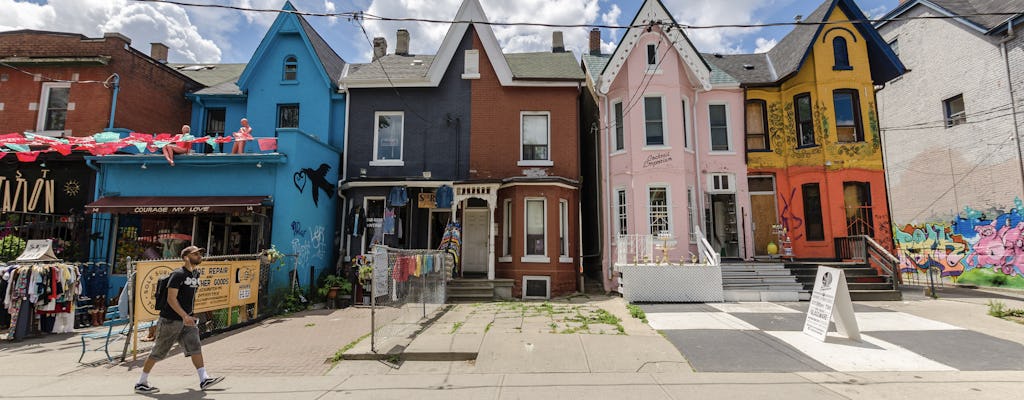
171 63 246 96
237 1 346 90
581 53 610 81
596 0 712 94
705 0 905 86
876 0 1024 35
341 0 580 88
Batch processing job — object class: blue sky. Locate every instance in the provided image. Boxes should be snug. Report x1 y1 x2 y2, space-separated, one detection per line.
0 0 896 64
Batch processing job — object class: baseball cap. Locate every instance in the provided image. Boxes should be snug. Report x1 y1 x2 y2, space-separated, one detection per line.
180 245 205 258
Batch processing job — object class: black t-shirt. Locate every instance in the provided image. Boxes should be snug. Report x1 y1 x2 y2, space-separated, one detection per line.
159 267 201 321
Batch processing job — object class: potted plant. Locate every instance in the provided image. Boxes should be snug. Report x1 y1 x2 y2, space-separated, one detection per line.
318 274 352 300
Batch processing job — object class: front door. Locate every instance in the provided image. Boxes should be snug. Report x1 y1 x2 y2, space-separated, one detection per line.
461 208 489 274
748 176 778 256
843 182 874 237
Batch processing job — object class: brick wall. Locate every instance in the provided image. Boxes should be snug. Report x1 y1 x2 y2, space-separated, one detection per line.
0 31 197 136
876 7 1024 224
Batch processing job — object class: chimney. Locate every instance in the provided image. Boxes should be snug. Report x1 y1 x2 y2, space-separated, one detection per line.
150 42 169 63
589 28 601 55
372 37 387 61
552 31 565 53
396 29 410 56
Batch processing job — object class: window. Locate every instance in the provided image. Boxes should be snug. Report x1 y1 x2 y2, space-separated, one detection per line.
644 96 664 146
745 100 769 151
888 38 899 56
682 99 691 149
521 112 550 162
833 37 851 70
709 104 729 151
204 108 226 136
646 44 657 66
833 89 863 142
373 111 404 163
503 200 512 257
277 104 299 128
802 183 825 241
613 101 624 151
794 93 815 147
559 200 569 258
687 186 697 243
649 186 670 235
37 82 70 133
944 94 966 127
283 56 298 81
525 199 546 257
616 189 628 235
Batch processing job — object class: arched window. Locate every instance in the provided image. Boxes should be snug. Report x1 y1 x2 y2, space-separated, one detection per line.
833 37 851 70
283 56 298 81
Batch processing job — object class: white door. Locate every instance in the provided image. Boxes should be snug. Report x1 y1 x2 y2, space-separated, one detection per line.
462 209 489 274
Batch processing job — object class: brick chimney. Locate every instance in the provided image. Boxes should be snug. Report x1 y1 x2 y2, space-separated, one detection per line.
372 37 387 61
552 31 565 53
589 28 601 55
396 29 410 56
150 42 169 63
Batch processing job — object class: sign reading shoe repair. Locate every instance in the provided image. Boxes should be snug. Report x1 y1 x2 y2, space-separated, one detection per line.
134 259 261 323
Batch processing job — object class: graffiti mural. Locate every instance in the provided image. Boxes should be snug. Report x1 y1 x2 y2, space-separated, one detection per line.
293 163 336 207
289 221 327 269
895 199 1024 288
779 188 805 241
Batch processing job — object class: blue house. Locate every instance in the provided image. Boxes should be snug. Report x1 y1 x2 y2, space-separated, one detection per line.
86 1 346 304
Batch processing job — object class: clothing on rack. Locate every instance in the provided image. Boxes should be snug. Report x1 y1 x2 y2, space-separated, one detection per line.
435 185 454 209
383 208 396 235
3 263 82 339
345 206 366 236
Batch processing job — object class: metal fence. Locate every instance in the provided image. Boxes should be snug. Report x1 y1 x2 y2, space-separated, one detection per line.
0 212 108 263
367 245 451 353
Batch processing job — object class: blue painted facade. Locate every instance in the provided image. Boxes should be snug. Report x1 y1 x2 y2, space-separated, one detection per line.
89 1 345 300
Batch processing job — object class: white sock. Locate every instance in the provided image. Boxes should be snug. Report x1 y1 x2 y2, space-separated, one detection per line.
138 372 149 385
197 367 209 381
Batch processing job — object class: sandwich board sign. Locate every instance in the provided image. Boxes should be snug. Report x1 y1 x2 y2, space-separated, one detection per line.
802 266 861 342
16 239 59 262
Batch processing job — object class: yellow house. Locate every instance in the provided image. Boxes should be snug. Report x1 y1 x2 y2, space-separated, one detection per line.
706 0 905 259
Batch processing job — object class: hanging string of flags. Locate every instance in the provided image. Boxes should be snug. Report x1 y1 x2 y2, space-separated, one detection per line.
0 132 279 162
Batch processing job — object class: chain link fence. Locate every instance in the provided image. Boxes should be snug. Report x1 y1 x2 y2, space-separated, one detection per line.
367 245 451 353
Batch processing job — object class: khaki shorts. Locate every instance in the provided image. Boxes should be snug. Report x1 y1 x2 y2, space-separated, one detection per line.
148 317 202 360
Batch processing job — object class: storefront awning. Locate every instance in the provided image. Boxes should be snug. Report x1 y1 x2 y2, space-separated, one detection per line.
85 196 270 215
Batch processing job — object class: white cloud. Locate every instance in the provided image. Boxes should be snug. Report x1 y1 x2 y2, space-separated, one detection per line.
662 0 778 54
865 5 888 19
324 0 338 24
0 0 221 63
754 37 777 53
361 0 601 61
601 4 621 27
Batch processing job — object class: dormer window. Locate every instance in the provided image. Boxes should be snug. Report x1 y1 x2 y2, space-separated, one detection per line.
833 37 851 70
283 56 298 81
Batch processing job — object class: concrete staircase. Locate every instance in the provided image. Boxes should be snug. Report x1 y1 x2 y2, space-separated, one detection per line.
784 262 902 301
720 263 809 302
446 279 514 302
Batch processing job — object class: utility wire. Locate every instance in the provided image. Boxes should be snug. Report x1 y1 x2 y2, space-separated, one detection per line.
0 61 117 86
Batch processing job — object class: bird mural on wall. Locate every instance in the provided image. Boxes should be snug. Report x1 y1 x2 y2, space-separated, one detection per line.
293 163 335 207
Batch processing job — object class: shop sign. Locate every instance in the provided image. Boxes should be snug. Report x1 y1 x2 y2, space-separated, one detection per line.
802 266 860 342
134 259 261 323
0 165 90 214
418 193 436 208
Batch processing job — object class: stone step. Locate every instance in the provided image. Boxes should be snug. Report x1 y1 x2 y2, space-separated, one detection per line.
849 290 902 301
848 282 897 291
447 288 494 297
723 290 804 302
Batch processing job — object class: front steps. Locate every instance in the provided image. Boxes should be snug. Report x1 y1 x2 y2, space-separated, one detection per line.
784 262 902 301
720 263 809 302
446 278 514 302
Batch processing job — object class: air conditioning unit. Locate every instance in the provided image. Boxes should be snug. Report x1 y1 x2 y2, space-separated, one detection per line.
522 275 551 299
707 173 736 194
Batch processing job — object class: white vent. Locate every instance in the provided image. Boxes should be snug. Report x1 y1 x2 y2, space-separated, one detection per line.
462 49 480 79
707 173 736 194
522 275 550 299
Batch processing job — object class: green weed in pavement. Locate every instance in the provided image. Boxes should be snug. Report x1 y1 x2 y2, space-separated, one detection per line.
330 332 371 363
627 304 647 323
451 321 464 334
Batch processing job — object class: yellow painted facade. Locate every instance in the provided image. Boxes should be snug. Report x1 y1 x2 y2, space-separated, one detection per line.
747 8 882 172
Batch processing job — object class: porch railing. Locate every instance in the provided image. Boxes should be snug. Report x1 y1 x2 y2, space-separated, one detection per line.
834 235 900 291
693 225 719 266
613 225 718 267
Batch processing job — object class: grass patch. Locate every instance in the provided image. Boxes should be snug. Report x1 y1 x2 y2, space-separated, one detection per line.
329 332 372 363
988 300 1024 325
959 268 1024 289
484 321 493 333
627 304 648 323
305 323 316 327
450 321 464 334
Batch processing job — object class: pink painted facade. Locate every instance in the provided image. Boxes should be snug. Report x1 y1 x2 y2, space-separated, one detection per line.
584 1 752 292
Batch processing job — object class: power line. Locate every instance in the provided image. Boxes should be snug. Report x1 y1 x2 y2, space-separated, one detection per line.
0 61 117 86
132 0 1024 31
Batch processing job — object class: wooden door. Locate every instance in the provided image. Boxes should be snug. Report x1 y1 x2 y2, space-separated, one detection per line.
750 194 778 256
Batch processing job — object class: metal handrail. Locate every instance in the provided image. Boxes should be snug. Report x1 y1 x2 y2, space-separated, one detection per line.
860 235 900 291
693 225 719 266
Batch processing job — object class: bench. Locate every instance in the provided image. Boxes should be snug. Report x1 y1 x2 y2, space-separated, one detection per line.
77 306 157 363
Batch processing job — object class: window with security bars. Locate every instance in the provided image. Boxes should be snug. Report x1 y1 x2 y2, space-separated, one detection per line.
278 104 299 128
616 189 628 235
649 187 670 235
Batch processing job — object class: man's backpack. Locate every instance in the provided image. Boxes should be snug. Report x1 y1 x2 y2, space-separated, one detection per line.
154 272 172 312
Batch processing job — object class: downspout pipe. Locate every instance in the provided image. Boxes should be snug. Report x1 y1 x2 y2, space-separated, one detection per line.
107 73 120 130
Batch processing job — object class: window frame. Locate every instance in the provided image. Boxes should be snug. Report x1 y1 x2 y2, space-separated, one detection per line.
888 38 899 57
794 93 816 148
616 188 628 236
745 99 770 152
708 102 731 152
283 55 298 81
371 111 405 166
648 185 672 236
559 199 570 263
643 95 667 147
646 43 657 66
802 183 825 241
522 197 549 263
682 97 692 150
833 36 852 70
519 111 553 166
833 89 864 143
204 108 227 136
944 94 966 128
612 100 624 153
277 103 300 129
501 199 513 261
36 81 71 135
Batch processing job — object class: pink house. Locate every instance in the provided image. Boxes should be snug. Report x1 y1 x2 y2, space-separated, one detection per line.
581 0 752 292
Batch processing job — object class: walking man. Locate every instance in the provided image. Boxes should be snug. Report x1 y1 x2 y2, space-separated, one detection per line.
135 245 223 394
